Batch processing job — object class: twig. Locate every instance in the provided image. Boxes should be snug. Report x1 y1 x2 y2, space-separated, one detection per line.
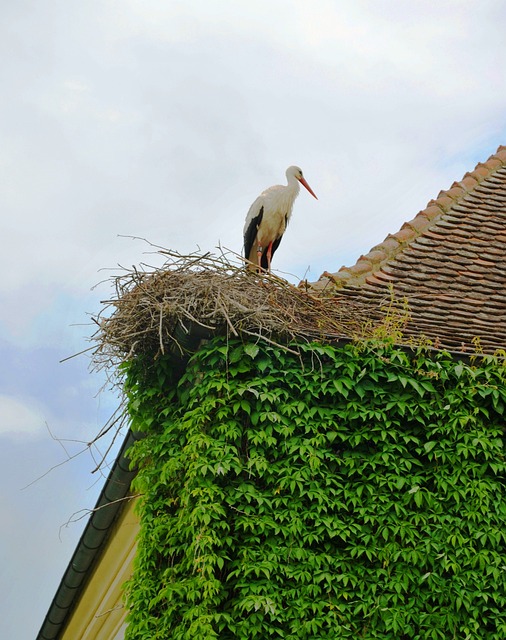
158 303 165 355
59 494 141 538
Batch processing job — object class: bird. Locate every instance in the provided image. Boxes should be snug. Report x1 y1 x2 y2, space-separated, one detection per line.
243 165 318 272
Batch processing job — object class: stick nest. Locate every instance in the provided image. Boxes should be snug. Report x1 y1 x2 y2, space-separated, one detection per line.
92 249 379 371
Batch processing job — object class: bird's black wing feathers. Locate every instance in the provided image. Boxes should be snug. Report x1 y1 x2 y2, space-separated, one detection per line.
244 206 264 260
271 235 283 257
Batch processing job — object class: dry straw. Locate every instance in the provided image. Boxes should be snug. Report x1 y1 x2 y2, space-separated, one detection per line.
91 248 379 371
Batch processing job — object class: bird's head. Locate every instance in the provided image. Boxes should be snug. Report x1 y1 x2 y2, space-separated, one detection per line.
286 166 318 199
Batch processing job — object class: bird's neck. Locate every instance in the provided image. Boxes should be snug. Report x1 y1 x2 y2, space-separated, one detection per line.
286 176 300 197
276 179 300 219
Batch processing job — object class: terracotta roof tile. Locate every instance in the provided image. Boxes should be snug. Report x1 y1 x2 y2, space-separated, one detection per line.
460 174 480 190
313 145 506 354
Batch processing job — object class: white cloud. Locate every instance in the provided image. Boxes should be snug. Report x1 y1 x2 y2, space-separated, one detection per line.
1 0 505 303
0 395 45 439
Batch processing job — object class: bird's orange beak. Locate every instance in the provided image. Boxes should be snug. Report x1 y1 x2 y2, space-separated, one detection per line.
299 176 318 199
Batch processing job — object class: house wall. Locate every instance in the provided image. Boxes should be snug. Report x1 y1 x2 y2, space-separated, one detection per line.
61 499 139 640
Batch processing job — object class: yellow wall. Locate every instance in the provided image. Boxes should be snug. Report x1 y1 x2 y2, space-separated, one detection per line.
61 498 139 640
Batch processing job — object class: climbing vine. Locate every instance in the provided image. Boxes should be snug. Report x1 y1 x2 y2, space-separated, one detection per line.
123 338 506 639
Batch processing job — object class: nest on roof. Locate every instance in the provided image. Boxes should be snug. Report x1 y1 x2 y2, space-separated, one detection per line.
91 249 384 372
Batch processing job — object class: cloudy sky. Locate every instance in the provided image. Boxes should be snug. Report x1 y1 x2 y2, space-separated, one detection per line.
2 1 506 637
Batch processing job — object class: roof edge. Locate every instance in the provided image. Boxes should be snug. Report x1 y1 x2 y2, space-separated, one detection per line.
36 429 142 640
313 144 506 291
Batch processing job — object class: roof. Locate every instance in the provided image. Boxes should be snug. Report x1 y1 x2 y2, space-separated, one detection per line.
313 145 506 354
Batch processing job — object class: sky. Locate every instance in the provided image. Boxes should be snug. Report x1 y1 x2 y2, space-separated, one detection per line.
1 1 506 637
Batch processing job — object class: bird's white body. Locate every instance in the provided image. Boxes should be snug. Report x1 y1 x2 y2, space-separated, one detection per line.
245 181 299 249
243 166 317 271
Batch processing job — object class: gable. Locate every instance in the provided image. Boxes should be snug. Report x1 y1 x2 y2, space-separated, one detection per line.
60 499 138 640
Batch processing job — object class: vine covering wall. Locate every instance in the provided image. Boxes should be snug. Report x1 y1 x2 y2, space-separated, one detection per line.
123 338 506 639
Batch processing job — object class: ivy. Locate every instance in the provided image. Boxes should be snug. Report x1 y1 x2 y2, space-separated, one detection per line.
122 339 506 639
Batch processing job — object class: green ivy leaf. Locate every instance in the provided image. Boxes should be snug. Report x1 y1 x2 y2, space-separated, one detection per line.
123 336 506 640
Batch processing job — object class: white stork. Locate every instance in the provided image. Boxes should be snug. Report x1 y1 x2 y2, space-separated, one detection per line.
243 165 317 272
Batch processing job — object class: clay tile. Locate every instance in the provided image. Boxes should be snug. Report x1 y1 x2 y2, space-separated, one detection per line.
312 276 341 292
446 185 465 199
485 157 502 170
365 274 384 286
435 193 455 210
472 165 490 180
373 237 400 253
391 227 416 243
424 205 444 221
364 249 387 263
493 147 506 163
404 214 430 232
317 271 347 287
305 278 324 291
460 175 479 190
426 198 446 211
350 260 373 275
318 273 350 289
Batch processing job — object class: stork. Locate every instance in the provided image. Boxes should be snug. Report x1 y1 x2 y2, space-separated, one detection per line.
243 165 317 272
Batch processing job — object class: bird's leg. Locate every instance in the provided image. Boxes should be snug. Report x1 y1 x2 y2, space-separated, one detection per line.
256 245 263 273
266 242 273 272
